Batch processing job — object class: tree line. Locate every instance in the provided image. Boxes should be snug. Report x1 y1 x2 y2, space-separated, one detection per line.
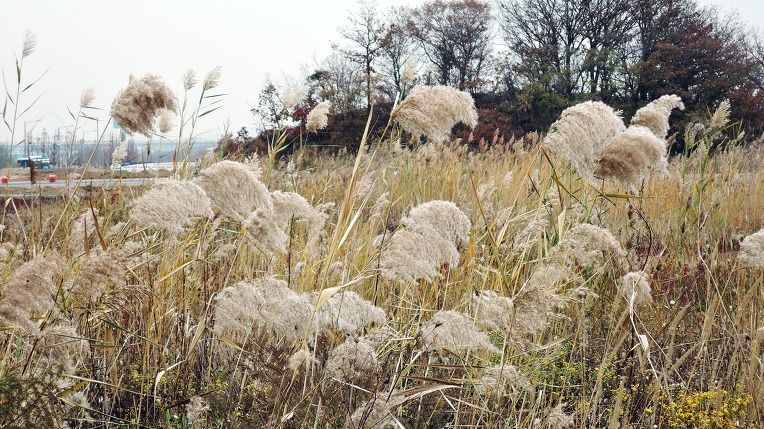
232 0 764 154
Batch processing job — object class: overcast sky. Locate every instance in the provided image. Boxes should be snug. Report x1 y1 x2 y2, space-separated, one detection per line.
1 0 761 144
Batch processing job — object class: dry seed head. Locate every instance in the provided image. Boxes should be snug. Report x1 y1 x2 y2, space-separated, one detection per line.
112 140 129 166
288 348 318 372
312 290 386 337
709 99 731 133
472 290 514 332
549 223 625 268
380 230 460 283
183 69 197 90
282 85 310 109
214 277 313 343
243 210 289 254
546 403 575 428
185 396 210 429
420 310 499 354
738 229 764 268
69 251 127 301
513 264 579 338
401 58 418 85
391 84 478 143
194 160 274 221
110 74 178 137
476 364 524 396
22 29 38 58
0 252 69 332
80 87 96 108
348 391 406 429
543 101 626 181
129 179 213 232
401 200 471 246
594 125 669 193
619 271 652 306
202 65 222 91
306 100 331 132
630 94 684 139
158 108 175 133
326 336 380 381
270 190 317 230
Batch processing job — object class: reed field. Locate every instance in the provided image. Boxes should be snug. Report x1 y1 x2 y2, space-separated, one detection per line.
4 31 764 429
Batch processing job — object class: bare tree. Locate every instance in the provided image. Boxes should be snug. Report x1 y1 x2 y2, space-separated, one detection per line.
377 7 419 100
407 0 494 91
335 0 386 111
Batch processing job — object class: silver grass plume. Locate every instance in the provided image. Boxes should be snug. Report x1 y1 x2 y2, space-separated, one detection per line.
380 200 470 283
391 84 478 143
306 100 331 132
183 69 198 90
158 108 175 133
185 396 210 429
402 200 471 246
420 310 499 354
193 160 274 221
80 88 95 108
0 253 89 372
288 348 318 372
282 85 310 109
379 230 460 283
213 277 313 344
21 29 38 58
202 66 222 91
546 403 575 428
618 271 652 306
270 190 331 256
472 290 514 332
709 99 731 134
68 250 128 301
0 253 69 332
112 139 129 167
129 179 213 232
513 265 580 338
110 74 178 137
476 364 525 396
543 101 626 181
326 336 380 382
243 210 289 254
311 290 386 337
348 391 406 429
594 125 670 193
630 94 685 139
737 229 764 268
549 223 626 268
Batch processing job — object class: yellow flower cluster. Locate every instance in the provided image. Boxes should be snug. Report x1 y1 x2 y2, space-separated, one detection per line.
659 388 752 428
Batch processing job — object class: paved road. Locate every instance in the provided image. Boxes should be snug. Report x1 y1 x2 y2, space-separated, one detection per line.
0 177 155 188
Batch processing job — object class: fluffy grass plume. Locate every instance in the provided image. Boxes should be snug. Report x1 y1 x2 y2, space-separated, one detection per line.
213 277 312 343
630 94 685 138
618 271 652 306
128 179 213 232
737 228 764 268
379 200 470 283
390 84 478 143
420 310 499 354
306 100 331 132
595 125 670 192
110 74 178 136
193 160 274 221
543 101 626 180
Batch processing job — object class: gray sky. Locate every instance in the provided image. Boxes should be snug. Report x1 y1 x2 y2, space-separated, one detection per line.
1 0 761 144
